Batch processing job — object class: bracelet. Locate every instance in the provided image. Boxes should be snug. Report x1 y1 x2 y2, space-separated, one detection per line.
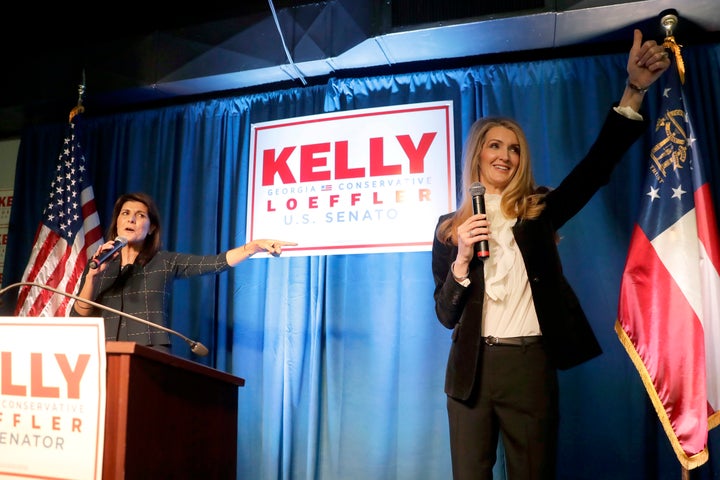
451 261 469 281
627 80 649 94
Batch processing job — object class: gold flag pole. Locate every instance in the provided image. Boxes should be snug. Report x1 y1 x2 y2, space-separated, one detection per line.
663 16 689 480
661 13 685 84
69 70 86 122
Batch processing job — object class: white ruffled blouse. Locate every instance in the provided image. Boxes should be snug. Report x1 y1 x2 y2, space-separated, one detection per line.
481 194 542 337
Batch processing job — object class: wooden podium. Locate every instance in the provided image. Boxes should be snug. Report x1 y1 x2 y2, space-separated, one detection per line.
103 342 245 479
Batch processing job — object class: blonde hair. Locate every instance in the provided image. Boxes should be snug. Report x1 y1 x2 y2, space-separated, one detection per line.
436 116 547 245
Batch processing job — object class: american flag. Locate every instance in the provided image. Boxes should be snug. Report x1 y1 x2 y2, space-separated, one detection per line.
615 57 720 469
14 114 104 316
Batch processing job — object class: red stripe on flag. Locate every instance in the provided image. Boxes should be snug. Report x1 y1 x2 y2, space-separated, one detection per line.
696 183 720 271
694 184 720 420
619 225 708 456
26 236 73 316
14 228 61 312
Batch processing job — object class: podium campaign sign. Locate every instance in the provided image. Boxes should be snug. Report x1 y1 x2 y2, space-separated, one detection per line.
0 317 106 480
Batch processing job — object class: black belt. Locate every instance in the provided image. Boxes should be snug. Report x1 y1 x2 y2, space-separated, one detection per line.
482 335 543 346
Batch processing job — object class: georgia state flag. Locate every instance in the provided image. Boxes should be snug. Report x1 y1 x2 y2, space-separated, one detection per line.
616 60 720 470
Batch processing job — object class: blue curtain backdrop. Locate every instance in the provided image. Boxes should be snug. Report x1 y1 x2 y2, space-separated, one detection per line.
5 42 720 479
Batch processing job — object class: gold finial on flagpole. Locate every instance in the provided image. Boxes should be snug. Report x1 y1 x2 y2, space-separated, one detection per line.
661 13 685 84
69 70 86 123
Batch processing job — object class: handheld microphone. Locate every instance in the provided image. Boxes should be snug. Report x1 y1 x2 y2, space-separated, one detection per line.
90 236 128 269
469 182 490 259
0 281 209 356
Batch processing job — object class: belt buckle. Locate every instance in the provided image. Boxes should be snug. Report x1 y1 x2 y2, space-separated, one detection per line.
485 336 499 346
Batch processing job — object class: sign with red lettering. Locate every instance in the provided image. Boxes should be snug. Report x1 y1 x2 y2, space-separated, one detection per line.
0 188 12 281
0 317 105 479
247 101 456 256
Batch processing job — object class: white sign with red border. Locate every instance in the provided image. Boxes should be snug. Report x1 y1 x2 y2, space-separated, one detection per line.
247 101 456 256
0 317 106 480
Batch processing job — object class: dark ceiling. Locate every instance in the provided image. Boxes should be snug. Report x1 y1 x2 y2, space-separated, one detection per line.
1 0 718 140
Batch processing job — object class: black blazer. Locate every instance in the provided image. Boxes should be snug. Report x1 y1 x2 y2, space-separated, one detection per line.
432 107 648 401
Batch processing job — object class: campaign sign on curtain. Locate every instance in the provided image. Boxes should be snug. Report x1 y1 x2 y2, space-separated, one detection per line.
247 101 456 256
0 317 106 480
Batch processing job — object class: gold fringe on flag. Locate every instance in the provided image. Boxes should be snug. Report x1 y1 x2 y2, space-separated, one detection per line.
614 320 709 469
663 35 685 84
69 105 85 122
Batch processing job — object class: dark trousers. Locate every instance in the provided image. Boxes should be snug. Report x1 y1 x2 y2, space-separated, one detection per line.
447 342 559 480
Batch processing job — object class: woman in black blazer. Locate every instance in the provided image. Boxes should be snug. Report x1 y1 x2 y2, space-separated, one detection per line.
431 29 670 480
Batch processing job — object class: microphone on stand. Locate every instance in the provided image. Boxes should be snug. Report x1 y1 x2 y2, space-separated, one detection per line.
469 182 490 259
0 281 209 356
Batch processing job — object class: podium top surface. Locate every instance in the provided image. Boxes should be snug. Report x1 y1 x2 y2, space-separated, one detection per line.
106 341 245 387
